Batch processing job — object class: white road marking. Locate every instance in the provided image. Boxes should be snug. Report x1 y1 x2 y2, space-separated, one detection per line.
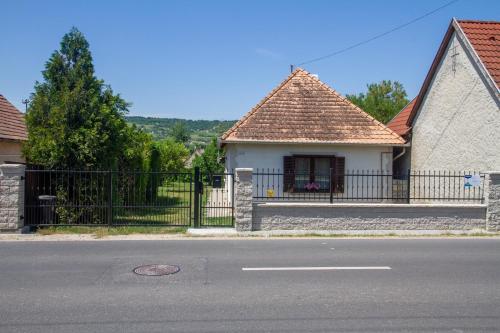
242 266 391 271
330 248 335 250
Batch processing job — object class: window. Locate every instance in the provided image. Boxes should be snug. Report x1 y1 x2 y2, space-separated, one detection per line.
283 155 345 193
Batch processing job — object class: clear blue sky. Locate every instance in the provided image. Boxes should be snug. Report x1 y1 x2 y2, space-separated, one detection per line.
1 0 498 120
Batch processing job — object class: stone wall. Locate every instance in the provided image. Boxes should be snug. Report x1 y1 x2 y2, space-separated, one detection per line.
252 203 487 231
0 164 25 231
234 168 253 231
233 168 500 232
486 172 500 231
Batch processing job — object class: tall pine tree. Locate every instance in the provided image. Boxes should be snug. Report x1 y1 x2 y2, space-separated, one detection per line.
24 27 133 169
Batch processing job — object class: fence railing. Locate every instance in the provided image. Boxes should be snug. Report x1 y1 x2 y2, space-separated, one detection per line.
253 169 485 203
23 168 235 227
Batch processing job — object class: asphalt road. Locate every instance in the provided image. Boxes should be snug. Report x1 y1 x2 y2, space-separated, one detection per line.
0 238 499 333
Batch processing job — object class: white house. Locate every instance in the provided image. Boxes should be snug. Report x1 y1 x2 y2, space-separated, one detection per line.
0 94 27 164
388 19 500 173
220 68 405 199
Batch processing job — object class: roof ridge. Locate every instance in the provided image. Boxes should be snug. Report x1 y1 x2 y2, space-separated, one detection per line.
456 19 500 24
302 72 405 143
221 68 306 140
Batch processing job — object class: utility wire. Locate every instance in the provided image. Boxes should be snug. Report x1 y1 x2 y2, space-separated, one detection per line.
296 0 459 67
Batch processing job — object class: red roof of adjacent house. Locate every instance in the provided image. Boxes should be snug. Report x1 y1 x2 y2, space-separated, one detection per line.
405 19 500 129
458 20 500 87
0 94 28 141
221 68 405 145
386 98 416 137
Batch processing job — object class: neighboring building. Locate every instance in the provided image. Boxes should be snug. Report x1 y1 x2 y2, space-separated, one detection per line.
0 94 27 164
220 68 405 197
185 148 204 167
388 19 500 172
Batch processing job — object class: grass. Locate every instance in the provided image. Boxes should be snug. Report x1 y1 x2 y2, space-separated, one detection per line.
112 182 193 224
37 226 187 238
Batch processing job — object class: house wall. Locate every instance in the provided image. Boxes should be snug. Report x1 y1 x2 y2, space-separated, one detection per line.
0 140 24 164
411 31 500 171
225 143 393 200
225 143 393 172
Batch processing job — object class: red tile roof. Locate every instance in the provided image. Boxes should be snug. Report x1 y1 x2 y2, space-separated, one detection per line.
222 68 405 145
0 94 27 141
457 20 500 88
386 98 416 137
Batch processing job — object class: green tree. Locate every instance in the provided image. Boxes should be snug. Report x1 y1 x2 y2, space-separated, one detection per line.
23 27 136 169
192 138 224 175
346 80 409 124
170 121 190 145
152 139 190 173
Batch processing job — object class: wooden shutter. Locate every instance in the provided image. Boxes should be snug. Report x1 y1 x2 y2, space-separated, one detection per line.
334 157 345 193
283 156 295 192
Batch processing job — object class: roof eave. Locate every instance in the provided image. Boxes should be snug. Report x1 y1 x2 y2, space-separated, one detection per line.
220 139 407 147
0 136 27 142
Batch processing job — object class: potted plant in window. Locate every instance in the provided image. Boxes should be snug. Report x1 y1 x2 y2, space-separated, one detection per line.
304 182 320 192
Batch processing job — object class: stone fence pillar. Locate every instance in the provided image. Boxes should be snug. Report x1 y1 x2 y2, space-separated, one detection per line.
234 168 253 231
486 171 500 232
0 164 25 231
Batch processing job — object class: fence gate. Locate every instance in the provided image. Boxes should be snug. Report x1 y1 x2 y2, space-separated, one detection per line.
194 168 234 228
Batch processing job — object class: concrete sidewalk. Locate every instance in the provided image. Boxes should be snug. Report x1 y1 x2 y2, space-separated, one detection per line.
0 228 499 241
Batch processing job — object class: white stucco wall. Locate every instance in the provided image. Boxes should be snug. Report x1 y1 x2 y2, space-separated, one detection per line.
411 31 500 172
225 143 393 172
225 143 394 200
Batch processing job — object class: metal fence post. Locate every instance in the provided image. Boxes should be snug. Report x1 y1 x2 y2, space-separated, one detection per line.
329 167 333 203
406 169 411 203
107 171 113 226
193 167 200 228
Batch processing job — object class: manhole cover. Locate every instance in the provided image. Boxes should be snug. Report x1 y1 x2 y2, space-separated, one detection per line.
133 264 180 276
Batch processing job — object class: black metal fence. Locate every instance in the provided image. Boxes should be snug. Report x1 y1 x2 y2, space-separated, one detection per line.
25 170 111 226
24 168 234 227
253 169 485 203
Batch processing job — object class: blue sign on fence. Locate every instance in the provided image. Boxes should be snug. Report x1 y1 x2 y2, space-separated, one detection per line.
464 174 481 188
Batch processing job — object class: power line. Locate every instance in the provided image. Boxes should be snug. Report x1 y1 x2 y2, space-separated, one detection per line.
296 0 459 67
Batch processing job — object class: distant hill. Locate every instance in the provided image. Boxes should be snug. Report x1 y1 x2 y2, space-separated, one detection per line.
126 116 236 148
